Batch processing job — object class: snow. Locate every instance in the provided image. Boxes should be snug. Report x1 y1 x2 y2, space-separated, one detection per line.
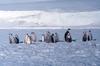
0 41 100 66
0 11 100 27
0 29 100 66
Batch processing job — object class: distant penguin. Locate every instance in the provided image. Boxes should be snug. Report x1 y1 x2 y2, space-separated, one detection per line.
9 34 15 44
51 34 55 43
9 34 12 44
30 32 36 43
88 30 93 41
41 34 45 42
44 32 47 42
87 34 90 41
66 33 72 42
24 34 28 44
64 30 69 42
45 31 51 43
24 34 27 44
27 36 32 44
15 34 19 44
82 32 87 42
55 32 59 42
24 34 32 44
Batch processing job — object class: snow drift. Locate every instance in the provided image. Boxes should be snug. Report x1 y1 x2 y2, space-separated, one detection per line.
0 10 100 27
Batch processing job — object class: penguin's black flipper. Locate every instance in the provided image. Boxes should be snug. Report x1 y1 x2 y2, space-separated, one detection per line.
93 39 96 41
19 41 23 43
38 40 42 42
72 39 76 42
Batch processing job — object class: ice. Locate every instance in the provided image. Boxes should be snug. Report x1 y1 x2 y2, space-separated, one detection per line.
0 11 100 27
0 29 99 66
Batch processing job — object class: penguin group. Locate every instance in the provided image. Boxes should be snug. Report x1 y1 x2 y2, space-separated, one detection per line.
9 33 19 44
82 30 93 42
8 29 94 44
24 32 37 44
42 31 59 43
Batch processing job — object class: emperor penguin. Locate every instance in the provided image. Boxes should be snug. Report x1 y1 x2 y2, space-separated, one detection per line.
30 32 37 43
24 33 32 44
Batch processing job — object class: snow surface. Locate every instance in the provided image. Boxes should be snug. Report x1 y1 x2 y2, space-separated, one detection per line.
0 11 100 27
0 29 100 66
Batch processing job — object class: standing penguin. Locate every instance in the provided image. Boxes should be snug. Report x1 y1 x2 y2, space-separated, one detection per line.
82 32 87 42
24 34 32 44
14 34 19 44
64 30 69 42
66 33 72 42
55 32 59 42
44 32 47 42
51 34 55 43
88 30 93 41
41 34 45 42
9 34 13 44
27 36 32 44
9 33 15 44
24 34 28 44
30 32 37 43
45 31 51 43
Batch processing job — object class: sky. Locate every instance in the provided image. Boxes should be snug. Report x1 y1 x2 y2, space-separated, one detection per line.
0 0 100 11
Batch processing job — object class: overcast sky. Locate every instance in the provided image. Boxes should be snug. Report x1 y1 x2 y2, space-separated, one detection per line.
0 0 100 11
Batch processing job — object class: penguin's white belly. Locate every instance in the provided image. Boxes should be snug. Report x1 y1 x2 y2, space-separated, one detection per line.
27 38 31 44
42 36 45 42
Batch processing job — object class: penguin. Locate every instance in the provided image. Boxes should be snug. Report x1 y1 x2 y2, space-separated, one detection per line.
14 34 19 44
45 31 51 43
82 32 87 42
9 34 12 44
41 34 45 42
66 33 72 42
44 32 47 42
24 34 32 44
27 36 32 44
64 30 69 42
51 34 55 43
88 30 93 41
55 32 59 42
9 34 15 44
30 32 36 43
24 34 27 44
